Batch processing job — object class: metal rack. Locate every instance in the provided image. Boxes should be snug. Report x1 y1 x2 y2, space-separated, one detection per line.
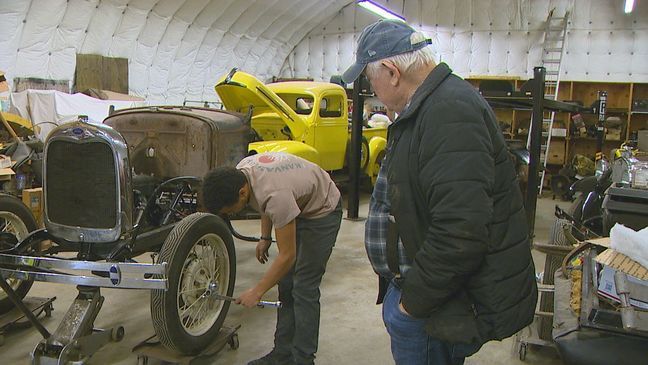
482 66 597 236
483 67 610 361
347 66 605 235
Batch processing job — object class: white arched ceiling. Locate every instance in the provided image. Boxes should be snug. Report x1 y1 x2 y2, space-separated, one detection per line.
2 0 645 105
282 0 648 83
0 0 353 104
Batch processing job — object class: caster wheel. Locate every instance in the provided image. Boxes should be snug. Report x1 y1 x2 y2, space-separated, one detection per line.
229 334 239 350
111 326 125 342
519 342 527 361
44 304 53 317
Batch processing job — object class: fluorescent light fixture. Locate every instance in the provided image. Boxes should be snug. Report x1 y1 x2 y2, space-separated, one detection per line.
625 0 634 13
357 0 405 22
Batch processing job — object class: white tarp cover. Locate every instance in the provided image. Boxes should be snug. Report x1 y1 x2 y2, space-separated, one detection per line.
9 90 144 141
283 0 648 83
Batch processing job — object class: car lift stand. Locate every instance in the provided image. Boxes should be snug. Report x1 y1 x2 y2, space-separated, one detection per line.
132 324 241 365
0 277 124 365
0 296 55 346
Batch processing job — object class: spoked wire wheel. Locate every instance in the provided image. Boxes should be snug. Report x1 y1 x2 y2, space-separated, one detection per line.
151 213 236 354
177 233 229 336
0 194 38 313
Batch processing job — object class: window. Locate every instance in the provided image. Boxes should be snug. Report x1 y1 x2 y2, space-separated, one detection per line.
319 97 342 118
295 97 314 115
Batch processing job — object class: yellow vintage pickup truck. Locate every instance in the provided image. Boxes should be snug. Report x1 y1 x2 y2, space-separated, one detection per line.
215 68 387 185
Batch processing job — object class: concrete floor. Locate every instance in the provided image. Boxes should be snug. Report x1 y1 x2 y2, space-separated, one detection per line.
2 194 572 365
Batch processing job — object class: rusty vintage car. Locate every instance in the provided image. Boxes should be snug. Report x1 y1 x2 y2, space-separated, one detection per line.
0 106 249 361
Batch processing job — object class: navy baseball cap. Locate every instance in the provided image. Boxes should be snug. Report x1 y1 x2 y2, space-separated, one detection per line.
342 19 431 84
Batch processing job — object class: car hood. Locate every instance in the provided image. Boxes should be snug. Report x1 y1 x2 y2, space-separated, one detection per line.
215 68 306 138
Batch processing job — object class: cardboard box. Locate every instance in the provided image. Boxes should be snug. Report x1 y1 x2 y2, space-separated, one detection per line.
595 247 648 281
547 140 566 165
638 130 648 151
597 265 648 310
606 128 622 141
0 167 14 181
22 187 43 227
552 128 567 137
0 155 12 168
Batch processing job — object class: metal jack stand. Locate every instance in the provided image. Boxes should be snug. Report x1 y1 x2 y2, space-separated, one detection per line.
31 285 124 365
132 324 241 365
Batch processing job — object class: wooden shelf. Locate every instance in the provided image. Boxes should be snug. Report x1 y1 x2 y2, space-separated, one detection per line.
469 76 647 167
570 137 622 142
482 95 585 113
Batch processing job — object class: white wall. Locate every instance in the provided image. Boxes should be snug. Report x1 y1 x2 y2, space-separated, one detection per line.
0 0 645 107
281 0 648 83
0 0 352 104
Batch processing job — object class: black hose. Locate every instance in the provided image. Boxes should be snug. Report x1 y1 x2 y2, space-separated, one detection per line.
223 216 265 242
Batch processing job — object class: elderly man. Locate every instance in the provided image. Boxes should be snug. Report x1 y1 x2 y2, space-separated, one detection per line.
342 20 537 365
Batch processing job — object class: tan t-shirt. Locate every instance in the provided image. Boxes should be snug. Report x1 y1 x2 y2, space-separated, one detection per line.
237 153 341 228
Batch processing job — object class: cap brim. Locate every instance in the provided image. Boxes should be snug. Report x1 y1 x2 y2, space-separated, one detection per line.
341 62 366 84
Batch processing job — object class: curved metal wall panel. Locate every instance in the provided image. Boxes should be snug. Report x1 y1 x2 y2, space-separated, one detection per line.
0 0 350 104
1 0 645 106
282 0 648 83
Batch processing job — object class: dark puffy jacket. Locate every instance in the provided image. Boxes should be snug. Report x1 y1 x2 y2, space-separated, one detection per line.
387 63 537 346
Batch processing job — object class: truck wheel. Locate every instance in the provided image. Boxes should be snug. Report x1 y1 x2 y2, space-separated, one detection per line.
369 150 385 187
345 138 370 172
0 194 38 314
151 213 236 354
360 137 370 171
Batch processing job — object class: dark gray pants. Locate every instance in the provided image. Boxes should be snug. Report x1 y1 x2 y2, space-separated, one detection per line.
274 201 342 365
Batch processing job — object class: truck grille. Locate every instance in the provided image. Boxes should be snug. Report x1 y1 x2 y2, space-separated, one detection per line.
46 140 117 228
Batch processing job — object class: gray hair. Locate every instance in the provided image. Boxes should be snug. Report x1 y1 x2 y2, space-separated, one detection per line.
365 32 436 78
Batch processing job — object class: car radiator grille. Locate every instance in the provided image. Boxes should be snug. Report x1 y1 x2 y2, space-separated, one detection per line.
46 140 117 228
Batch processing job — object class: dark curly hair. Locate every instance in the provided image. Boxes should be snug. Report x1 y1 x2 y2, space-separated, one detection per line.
201 167 247 214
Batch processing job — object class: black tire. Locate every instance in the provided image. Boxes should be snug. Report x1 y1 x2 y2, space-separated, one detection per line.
568 194 585 217
0 194 38 314
151 213 236 354
550 174 571 201
519 342 527 361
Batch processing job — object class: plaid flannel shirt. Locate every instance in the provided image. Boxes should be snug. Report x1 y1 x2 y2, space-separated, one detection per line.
364 158 412 279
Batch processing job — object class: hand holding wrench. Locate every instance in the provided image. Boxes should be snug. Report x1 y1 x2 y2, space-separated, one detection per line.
210 292 283 308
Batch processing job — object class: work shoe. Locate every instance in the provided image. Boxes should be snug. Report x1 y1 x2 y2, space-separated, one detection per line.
247 351 295 365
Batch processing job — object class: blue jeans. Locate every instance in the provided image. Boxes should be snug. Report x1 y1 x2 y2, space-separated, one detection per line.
382 282 469 365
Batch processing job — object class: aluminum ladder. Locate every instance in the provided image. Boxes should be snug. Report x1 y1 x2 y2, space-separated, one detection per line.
534 9 569 193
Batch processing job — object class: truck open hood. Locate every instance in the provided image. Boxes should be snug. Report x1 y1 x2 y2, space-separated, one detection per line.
215 68 306 138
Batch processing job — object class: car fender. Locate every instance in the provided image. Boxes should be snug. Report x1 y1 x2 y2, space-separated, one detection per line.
366 136 387 177
248 141 320 166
